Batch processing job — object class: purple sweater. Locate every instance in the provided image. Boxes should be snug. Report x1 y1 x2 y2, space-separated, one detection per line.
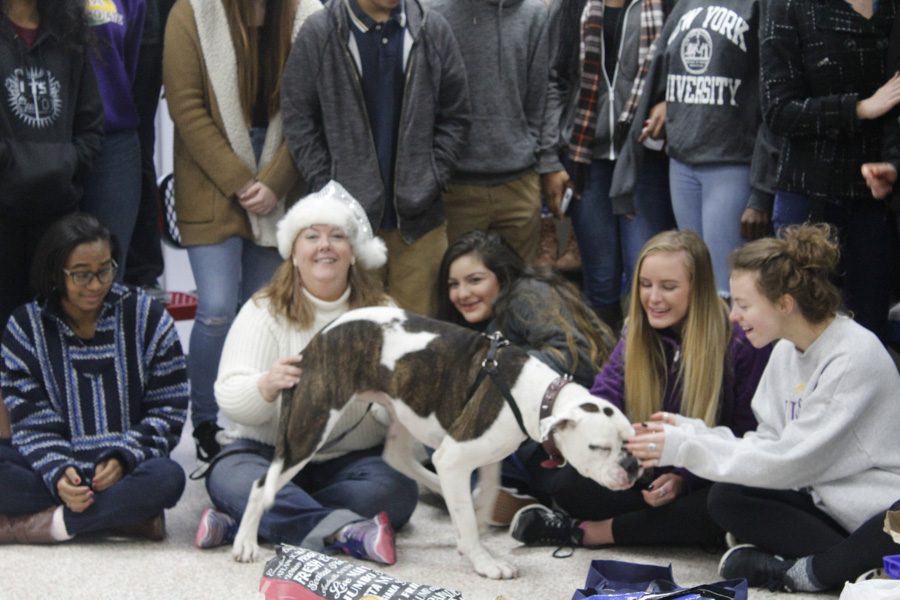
86 0 145 133
591 324 771 488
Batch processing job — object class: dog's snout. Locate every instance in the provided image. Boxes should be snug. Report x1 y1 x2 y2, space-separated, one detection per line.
619 454 640 479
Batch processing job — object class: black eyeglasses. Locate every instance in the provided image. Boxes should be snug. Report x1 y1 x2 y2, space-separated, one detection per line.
63 260 118 287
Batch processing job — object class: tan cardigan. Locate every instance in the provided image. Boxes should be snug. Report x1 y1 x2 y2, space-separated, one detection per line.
162 0 319 247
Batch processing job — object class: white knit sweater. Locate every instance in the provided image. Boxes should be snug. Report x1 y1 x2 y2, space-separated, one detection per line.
214 288 387 461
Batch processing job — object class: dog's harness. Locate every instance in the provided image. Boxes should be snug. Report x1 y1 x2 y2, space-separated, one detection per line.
466 331 531 438
539 374 573 469
465 332 574 468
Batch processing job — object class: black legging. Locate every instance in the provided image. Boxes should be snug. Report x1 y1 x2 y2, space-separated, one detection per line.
552 464 722 546
503 441 722 546
708 483 900 587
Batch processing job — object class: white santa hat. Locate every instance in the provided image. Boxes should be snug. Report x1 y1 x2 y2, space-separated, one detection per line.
276 180 387 270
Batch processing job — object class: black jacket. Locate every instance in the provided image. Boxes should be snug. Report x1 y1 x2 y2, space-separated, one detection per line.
281 0 470 244
760 0 897 202
0 18 104 220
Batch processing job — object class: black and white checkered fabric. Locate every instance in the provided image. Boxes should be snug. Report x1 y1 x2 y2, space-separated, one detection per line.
159 173 183 247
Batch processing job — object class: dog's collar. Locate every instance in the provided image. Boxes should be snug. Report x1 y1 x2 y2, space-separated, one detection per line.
540 374 573 469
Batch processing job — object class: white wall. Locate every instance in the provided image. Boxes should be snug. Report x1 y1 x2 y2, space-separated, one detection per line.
154 97 195 350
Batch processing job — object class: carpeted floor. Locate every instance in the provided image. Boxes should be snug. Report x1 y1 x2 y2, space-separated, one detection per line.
0 429 838 600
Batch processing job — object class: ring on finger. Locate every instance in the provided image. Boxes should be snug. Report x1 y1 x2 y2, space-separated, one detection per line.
648 442 657 452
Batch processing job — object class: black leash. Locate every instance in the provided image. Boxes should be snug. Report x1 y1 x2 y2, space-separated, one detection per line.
465 331 531 439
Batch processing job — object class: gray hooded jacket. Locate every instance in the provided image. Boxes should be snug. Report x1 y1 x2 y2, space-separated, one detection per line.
281 0 470 243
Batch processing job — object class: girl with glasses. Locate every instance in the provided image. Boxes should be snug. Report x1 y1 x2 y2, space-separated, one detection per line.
0 212 189 544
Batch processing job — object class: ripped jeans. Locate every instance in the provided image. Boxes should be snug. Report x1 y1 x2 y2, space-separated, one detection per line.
186 237 281 426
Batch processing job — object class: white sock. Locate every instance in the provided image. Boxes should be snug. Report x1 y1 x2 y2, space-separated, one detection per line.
50 506 73 541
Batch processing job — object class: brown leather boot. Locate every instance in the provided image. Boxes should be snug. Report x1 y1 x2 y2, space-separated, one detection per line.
555 227 582 272
0 506 59 544
533 217 559 268
110 513 166 541
0 394 10 439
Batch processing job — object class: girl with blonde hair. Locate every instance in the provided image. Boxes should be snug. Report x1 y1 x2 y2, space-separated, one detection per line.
511 229 771 551
633 224 900 591
195 182 418 565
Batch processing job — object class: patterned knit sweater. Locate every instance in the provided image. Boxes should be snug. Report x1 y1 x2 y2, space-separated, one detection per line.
1 285 189 500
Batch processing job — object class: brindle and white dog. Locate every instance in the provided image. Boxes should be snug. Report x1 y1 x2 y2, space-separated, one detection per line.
231 306 640 579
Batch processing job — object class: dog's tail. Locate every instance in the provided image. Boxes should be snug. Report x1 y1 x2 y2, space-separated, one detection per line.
261 458 285 510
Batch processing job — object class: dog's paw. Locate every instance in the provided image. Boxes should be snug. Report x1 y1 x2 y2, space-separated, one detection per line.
468 547 518 580
231 539 261 563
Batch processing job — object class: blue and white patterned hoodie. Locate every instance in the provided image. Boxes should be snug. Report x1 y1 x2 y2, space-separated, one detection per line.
1 284 188 500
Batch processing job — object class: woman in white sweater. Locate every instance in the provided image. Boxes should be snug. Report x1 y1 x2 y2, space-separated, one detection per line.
632 224 900 592
193 181 418 565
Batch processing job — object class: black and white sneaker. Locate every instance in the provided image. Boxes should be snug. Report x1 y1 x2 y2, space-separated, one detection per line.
854 567 886 582
193 421 223 463
718 544 793 591
509 504 583 558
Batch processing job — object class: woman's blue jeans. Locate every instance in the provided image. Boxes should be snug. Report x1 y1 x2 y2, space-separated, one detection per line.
186 237 281 426
205 440 418 552
0 441 185 534
669 159 750 296
568 153 674 312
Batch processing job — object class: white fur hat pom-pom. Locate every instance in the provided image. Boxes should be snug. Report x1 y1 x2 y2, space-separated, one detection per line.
276 181 387 270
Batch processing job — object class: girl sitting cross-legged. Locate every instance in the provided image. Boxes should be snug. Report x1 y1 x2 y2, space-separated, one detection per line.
632 224 900 591
0 213 188 544
509 230 772 553
194 182 418 566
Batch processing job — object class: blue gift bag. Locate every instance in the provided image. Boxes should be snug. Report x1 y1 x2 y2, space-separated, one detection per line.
572 559 748 600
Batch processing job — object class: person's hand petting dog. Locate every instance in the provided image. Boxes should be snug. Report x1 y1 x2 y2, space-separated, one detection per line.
626 411 677 468
258 355 303 403
57 466 94 513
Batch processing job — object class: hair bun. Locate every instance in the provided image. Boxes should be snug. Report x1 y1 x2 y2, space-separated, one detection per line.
780 223 839 274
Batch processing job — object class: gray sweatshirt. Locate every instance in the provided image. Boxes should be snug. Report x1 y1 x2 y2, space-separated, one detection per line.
659 316 900 532
651 0 761 165
430 0 551 183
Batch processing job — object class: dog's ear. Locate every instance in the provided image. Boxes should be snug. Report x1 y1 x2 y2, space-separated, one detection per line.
539 405 580 441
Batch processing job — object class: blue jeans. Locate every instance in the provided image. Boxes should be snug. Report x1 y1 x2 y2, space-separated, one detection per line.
772 190 811 233
205 440 418 552
186 237 281 426
80 130 142 280
569 154 674 311
669 160 749 296
773 191 896 340
0 441 185 534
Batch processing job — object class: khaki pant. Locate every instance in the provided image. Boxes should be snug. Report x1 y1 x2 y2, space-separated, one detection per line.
378 224 448 317
443 171 542 263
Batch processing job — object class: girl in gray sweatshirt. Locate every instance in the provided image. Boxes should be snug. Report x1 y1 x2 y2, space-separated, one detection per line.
631 224 900 592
